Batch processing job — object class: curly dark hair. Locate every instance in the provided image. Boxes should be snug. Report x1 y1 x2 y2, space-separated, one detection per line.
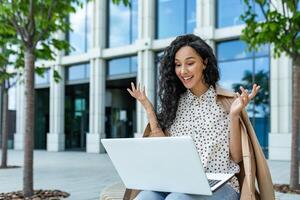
157 34 220 131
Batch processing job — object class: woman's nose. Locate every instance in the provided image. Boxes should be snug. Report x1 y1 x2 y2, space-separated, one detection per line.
180 66 187 74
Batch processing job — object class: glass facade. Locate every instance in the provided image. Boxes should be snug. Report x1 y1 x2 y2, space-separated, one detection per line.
108 0 138 47
106 77 137 138
217 40 270 156
34 88 49 149
12 0 281 156
65 62 90 150
216 0 265 28
107 56 137 77
34 69 50 149
156 0 196 39
67 0 92 55
66 63 90 81
65 83 89 150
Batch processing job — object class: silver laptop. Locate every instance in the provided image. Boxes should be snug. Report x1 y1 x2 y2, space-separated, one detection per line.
101 136 234 195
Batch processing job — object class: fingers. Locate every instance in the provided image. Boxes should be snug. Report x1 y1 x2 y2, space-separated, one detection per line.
240 86 249 105
237 84 260 106
127 82 146 98
248 84 260 99
127 88 135 97
236 92 245 106
131 82 136 91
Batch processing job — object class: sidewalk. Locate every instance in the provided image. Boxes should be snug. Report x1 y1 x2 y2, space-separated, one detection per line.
0 150 299 200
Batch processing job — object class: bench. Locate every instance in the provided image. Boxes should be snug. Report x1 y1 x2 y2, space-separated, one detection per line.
100 182 126 200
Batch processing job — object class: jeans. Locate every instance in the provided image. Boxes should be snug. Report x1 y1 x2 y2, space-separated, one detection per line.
134 184 240 200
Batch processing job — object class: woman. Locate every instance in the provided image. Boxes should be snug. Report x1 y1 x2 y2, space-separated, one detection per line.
126 34 273 200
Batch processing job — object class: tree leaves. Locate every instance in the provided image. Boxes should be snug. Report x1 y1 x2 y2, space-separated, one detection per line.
241 0 300 60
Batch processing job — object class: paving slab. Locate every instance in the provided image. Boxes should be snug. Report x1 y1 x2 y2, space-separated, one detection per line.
0 150 299 200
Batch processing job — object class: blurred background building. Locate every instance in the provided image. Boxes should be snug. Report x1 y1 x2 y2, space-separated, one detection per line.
7 0 295 160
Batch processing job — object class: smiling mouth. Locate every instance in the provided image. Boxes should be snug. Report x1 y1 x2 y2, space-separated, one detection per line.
183 76 193 81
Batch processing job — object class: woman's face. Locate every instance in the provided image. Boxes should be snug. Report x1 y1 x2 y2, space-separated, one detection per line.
174 46 206 93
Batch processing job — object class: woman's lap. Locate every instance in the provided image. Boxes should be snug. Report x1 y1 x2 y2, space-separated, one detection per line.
134 184 240 200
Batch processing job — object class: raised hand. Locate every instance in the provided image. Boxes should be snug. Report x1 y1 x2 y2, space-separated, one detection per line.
230 84 260 116
127 82 163 137
127 82 149 105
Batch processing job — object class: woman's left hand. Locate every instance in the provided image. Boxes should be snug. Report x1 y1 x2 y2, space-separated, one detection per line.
230 84 260 117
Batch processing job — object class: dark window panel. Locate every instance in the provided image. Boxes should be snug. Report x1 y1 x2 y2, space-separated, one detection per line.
65 83 89 149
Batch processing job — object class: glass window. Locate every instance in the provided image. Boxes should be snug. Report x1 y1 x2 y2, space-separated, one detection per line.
219 59 252 90
130 56 138 73
108 0 138 48
67 0 92 55
217 40 252 61
107 56 137 76
217 40 269 91
187 0 196 34
35 68 50 85
156 0 196 39
216 0 265 28
66 63 90 81
217 40 270 157
65 83 89 149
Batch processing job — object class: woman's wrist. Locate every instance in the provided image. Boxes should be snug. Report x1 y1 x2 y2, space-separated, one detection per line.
143 101 154 113
229 112 240 120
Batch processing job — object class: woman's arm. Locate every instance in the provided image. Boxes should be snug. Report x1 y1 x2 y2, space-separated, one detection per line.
228 113 242 163
127 82 164 137
229 84 260 163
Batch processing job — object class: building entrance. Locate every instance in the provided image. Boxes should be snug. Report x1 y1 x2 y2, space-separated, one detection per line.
34 88 50 149
65 83 89 150
106 77 136 138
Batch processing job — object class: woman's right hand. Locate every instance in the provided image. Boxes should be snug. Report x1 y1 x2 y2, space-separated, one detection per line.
127 82 150 106
127 82 164 137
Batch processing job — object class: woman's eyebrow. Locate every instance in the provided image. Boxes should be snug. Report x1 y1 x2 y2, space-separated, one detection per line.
175 57 196 61
185 57 196 60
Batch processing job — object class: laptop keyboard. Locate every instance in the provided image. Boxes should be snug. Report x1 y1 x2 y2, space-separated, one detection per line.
208 179 221 188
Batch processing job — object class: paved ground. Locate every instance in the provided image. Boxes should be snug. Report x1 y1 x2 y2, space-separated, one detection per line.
0 150 299 200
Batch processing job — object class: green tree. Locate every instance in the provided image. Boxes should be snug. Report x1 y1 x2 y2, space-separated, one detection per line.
0 0 128 197
0 37 22 168
241 0 300 189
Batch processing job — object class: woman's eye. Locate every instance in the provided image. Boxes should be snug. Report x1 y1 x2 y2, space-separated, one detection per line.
187 63 194 66
175 64 181 67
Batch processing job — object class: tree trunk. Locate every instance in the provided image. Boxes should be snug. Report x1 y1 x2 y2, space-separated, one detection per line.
290 57 300 189
1 83 9 168
23 48 35 197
